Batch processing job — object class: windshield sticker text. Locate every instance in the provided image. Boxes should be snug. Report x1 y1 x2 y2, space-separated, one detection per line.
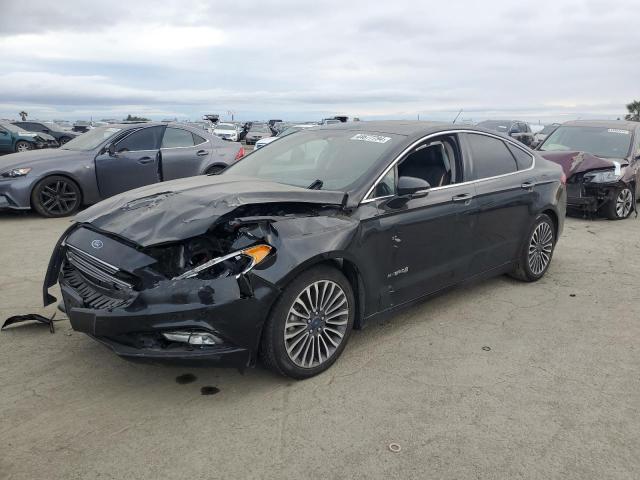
607 129 630 135
351 134 392 144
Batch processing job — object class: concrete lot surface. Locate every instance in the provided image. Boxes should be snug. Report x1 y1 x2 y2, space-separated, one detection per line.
1 211 639 479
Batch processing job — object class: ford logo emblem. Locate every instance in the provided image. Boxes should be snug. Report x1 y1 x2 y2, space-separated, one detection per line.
91 240 104 249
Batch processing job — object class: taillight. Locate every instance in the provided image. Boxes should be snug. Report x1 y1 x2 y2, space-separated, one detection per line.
235 147 245 160
560 172 567 185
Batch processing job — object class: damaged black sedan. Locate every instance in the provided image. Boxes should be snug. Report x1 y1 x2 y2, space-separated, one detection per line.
43 122 566 379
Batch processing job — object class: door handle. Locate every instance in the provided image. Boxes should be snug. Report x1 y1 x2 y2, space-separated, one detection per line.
521 181 536 190
137 156 153 164
196 150 209 156
452 193 473 203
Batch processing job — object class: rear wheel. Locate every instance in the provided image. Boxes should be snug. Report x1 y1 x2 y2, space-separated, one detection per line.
605 186 633 220
15 141 32 153
510 213 555 282
260 265 355 379
31 175 81 217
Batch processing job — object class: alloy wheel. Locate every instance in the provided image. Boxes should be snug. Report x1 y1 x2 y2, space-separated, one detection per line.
284 280 349 368
615 188 633 218
16 142 31 152
39 180 79 216
528 221 553 276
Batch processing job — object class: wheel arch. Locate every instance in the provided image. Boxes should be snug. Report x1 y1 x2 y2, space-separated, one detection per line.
541 207 559 238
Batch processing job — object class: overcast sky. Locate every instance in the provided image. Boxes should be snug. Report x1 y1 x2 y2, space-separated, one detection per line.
0 0 638 123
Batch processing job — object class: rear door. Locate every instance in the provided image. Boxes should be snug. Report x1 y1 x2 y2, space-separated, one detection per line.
95 126 164 198
461 132 536 274
0 126 12 151
160 127 210 180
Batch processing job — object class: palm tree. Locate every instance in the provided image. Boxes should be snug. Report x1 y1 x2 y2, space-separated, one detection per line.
625 100 640 121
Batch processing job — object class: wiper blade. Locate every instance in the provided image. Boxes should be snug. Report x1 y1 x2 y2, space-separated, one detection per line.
307 179 323 190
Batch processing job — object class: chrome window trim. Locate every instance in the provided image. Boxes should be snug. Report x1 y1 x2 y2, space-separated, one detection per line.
361 129 535 204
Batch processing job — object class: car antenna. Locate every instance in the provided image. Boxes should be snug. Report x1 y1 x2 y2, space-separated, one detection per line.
307 179 323 190
452 109 463 124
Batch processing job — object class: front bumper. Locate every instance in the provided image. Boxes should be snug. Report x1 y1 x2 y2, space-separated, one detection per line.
46 228 281 368
566 182 621 212
0 176 34 210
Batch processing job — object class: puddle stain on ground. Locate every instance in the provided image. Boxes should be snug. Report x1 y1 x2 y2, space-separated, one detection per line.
201 386 220 395
175 373 197 384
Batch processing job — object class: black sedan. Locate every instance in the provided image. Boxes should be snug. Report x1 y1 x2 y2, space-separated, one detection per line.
12 121 79 145
43 122 566 379
0 122 244 217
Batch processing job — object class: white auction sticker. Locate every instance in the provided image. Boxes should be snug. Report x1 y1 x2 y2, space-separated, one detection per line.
608 129 629 134
350 133 392 144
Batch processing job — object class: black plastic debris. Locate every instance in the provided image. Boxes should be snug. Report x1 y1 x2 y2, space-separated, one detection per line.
2 313 56 333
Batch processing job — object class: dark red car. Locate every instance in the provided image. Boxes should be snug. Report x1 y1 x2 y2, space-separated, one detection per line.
537 120 640 220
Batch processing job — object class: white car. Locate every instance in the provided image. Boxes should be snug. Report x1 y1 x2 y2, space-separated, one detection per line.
254 124 317 150
213 123 240 141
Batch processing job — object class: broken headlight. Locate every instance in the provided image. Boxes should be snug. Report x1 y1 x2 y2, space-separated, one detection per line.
173 244 272 280
583 169 621 183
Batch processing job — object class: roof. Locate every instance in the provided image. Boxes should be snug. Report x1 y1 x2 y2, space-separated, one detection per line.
315 120 451 136
562 120 640 130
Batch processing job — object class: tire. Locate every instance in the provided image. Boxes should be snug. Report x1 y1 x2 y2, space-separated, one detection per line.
15 141 32 153
260 265 355 379
605 186 633 220
510 213 555 282
31 175 82 218
205 165 226 175
59 136 71 145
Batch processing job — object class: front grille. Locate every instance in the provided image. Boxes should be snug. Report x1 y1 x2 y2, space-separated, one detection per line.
62 246 135 310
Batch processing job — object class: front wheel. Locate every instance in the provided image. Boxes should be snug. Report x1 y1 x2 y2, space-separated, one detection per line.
15 141 32 153
31 175 82 217
510 213 555 282
260 265 355 379
605 186 633 220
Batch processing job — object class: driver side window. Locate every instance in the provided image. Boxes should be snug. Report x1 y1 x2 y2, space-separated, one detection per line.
397 135 460 188
115 126 163 153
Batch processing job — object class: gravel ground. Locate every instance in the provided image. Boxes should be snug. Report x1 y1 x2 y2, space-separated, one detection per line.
0 211 639 480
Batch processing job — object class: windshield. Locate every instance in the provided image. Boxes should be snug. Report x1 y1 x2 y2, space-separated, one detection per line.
44 122 67 130
216 124 236 131
0 122 26 134
225 130 402 191
250 124 270 133
477 121 510 132
61 126 122 151
539 126 633 158
540 124 558 135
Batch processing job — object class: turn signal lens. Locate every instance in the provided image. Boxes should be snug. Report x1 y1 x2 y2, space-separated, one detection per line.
243 245 272 266
235 147 245 160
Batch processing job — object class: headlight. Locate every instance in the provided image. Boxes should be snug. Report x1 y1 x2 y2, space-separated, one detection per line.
583 169 621 183
173 244 272 280
2 167 32 178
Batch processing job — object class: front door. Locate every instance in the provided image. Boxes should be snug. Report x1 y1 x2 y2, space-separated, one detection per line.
371 134 478 309
95 126 164 198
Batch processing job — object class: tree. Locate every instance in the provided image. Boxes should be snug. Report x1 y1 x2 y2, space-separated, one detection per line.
124 114 150 121
19 111 28 121
625 100 640 122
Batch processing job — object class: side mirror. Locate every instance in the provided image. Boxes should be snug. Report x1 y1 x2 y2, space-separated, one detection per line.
397 176 430 198
107 143 116 156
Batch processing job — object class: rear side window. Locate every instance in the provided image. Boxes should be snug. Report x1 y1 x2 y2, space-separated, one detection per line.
192 133 207 145
467 133 517 179
116 126 163 152
506 143 533 169
161 128 194 148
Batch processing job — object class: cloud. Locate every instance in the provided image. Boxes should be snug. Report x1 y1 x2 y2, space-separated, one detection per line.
0 0 638 122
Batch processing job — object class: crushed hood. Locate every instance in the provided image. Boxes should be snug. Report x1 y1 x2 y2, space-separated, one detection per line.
539 151 626 178
74 174 347 247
